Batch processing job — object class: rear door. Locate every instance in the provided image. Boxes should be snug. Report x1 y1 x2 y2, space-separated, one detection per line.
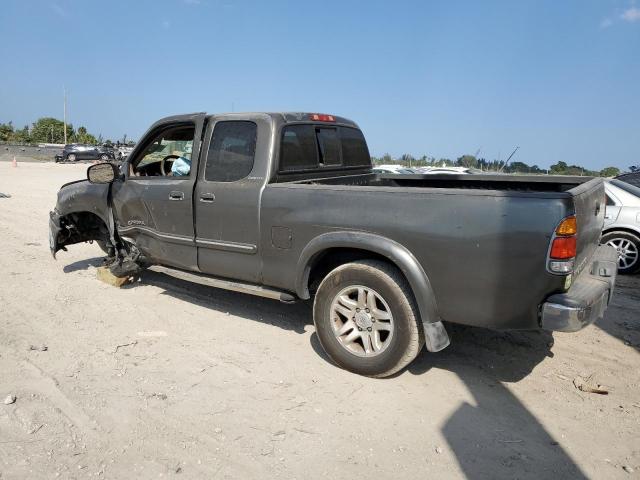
195 115 270 283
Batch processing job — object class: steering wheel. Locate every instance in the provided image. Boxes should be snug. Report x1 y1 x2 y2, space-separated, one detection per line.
160 155 181 176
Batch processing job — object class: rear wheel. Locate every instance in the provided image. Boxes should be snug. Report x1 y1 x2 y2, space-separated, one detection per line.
602 231 640 274
313 260 424 377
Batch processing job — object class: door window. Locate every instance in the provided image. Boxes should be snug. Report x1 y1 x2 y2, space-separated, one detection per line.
204 121 257 182
132 125 195 177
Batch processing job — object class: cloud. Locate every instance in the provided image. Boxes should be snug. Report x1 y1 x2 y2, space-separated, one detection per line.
600 18 613 29
621 6 640 22
51 3 68 18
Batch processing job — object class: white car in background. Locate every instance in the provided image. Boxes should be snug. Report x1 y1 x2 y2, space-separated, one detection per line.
603 179 640 274
416 166 487 174
372 164 416 174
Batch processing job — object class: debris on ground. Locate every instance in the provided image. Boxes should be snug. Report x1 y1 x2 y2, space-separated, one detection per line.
29 344 48 352
112 340 137 354
3 394 17 405
0 192 10 198
573 375 609 395
623 465 634 474
148 393 167 400
96 266 135 288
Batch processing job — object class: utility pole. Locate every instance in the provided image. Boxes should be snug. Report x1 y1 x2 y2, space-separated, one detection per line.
63 87 68 145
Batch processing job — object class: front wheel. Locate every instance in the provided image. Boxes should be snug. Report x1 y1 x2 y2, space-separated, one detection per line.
67 153 76 161
100 154 109 160
313 260 424 377
602 231 640 274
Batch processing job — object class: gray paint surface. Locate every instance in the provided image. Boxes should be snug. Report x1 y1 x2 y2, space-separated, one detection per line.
50 112 607 331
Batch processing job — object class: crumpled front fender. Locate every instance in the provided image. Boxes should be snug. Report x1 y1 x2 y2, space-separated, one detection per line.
50 180 112 256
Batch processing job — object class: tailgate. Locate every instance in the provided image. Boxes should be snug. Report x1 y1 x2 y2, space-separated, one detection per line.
569 178 605 276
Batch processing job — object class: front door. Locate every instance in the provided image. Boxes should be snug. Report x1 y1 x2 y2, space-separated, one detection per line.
194 117 264 283
112 115 205 270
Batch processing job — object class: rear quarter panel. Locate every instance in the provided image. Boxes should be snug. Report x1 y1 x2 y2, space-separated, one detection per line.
260 184 570 329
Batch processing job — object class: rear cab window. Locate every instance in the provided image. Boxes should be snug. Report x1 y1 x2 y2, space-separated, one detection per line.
205 121 257 182
278 124 370 175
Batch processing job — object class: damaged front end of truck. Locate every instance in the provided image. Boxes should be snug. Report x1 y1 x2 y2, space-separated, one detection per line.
49 166 146 277
49 179 113 257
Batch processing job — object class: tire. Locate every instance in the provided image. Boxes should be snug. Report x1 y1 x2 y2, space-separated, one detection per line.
602 231 640 274
67 153 76 161
313 259 424 377
100 154 109 160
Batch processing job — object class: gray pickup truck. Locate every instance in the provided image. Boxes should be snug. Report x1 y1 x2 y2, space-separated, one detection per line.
50 112 618 377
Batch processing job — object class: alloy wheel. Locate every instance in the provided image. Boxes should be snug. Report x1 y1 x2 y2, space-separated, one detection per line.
329 285 394 357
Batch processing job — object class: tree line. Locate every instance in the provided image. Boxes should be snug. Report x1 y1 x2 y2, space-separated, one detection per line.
0 117 133 146
372 153 628 177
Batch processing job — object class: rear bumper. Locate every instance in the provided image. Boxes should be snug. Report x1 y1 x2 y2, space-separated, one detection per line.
540 244 617 332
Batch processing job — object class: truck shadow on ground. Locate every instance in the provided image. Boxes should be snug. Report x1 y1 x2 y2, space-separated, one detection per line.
84 265 591 479
409 327 588 479
139 268 589 478
133 269 313 334
63 256 104 273
311 326 589 478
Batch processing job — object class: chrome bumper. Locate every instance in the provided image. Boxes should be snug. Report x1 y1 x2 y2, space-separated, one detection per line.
541 245 618 332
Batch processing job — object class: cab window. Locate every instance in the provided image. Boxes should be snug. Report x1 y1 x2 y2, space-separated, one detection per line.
279 125 370 172
204 121 257 182
132 125 195 177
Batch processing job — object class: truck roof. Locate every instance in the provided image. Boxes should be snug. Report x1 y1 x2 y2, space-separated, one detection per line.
152 112 360 129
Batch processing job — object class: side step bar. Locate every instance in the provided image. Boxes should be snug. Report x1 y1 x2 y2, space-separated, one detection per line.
149 265 297 303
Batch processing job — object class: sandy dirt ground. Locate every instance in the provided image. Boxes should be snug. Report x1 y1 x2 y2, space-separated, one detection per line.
1 161 639 479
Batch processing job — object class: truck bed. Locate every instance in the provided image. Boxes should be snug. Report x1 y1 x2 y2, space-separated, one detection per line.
264 173 605 330
297 173 596 194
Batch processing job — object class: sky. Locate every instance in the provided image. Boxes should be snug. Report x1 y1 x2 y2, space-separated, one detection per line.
0 0 638 170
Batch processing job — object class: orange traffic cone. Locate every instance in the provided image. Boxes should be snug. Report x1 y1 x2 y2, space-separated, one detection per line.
11 156 17 168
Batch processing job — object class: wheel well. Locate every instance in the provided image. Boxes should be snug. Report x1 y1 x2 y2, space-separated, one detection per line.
57 211 110 247
602 228 640 240
306 247 401 295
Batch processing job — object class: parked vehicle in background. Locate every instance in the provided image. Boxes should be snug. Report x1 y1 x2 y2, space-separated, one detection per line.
602 179 640 274
49 111 617 377
372 164 415 174
117 146 135 161
615 171 640 188
417 166 485 175
55 144 116 162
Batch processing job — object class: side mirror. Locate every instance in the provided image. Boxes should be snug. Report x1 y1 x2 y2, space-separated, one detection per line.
87 162 117 184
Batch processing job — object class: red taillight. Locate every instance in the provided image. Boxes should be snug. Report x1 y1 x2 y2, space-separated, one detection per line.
309 113 335 122
550 236 577 259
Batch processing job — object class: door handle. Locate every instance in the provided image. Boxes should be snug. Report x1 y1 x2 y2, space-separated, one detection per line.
169 191 184 201
200 193 215 203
